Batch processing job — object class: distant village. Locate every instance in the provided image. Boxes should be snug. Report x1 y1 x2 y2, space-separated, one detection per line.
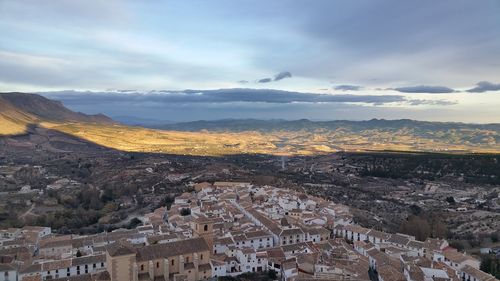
0 182 498 281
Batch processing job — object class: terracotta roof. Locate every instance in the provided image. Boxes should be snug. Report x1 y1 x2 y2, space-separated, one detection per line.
345 225 370 234
387 234 411 246
461 265 498 281
245 230 272 239
198 263 211 271
19 263 41 274
42 259 71 271
136 237 209 262
407 240 424 249
72 254 105 266
444 250 472 264
367 229 391 240
280 228 304 236
377 264 406 281
105 241 136 257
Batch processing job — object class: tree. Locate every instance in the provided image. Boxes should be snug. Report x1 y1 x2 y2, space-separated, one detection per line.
128 218 142 229
268 269 277 280
180 208 191 216
480 254 500 279
448 241 464 252
490 232 499 243
445 196 455 205
399 215 430 241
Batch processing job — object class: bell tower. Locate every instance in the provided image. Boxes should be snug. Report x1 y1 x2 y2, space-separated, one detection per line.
191 216 215 254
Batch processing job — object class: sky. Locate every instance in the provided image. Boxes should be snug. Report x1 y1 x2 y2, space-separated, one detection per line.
1 0 500 123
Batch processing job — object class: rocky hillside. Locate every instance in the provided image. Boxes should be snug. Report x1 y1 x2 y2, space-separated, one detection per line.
0 92 115 135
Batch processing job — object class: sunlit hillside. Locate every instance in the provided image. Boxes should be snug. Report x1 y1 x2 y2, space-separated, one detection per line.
1 93 499 156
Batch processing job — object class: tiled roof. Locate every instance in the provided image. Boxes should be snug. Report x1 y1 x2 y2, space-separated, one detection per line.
105 241 136 257
136 237 209 262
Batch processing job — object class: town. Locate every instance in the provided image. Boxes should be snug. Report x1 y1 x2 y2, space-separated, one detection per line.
1 182 497 281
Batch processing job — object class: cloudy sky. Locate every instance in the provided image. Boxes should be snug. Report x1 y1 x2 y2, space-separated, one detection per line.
1 0 500 123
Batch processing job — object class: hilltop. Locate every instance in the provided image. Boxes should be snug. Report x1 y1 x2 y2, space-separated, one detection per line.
0 92 114 135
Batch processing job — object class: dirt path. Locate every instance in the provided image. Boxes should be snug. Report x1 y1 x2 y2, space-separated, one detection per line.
19 203 37 221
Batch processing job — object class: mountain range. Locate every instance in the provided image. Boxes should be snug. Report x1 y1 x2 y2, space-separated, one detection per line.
0 92 499 155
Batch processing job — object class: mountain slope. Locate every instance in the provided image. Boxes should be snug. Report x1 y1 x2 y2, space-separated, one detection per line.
0 95 38 135
0 92 114 124
1 92 499 155
157 118 500 133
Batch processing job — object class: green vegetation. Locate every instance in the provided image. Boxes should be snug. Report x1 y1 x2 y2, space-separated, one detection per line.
360 153 500 184
180 208 191 216
399 212 448 241
480 254 500 279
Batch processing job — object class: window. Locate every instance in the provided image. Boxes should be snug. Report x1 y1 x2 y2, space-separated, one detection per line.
204 225 208 231
201 254 204 260
185 257 189 263
156 262 159 268
171 260 174 266
141 265 144 271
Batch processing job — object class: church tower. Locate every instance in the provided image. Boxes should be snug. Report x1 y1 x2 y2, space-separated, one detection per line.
191 216 215 254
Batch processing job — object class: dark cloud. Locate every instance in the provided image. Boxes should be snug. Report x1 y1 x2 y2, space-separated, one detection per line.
466 81 500 93
256 71 292 83
40 89 406 105
393 85 455 93
274 71 292 81
257 78 272 83
334 85 363 91
407 99 458 106
37 89 459 122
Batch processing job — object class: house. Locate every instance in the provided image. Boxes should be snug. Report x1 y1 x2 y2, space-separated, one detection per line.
0 264 17 281
105 237 212 281
22 226 51 238
387 233 413 248
235 248 268 273
344 225 370 242
279 228 305 246
304 227 330 243
459 265 498 281
444 249 480 270
280 258 298 281
39 237 73 259
244 230 274 250
367 229 391 244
